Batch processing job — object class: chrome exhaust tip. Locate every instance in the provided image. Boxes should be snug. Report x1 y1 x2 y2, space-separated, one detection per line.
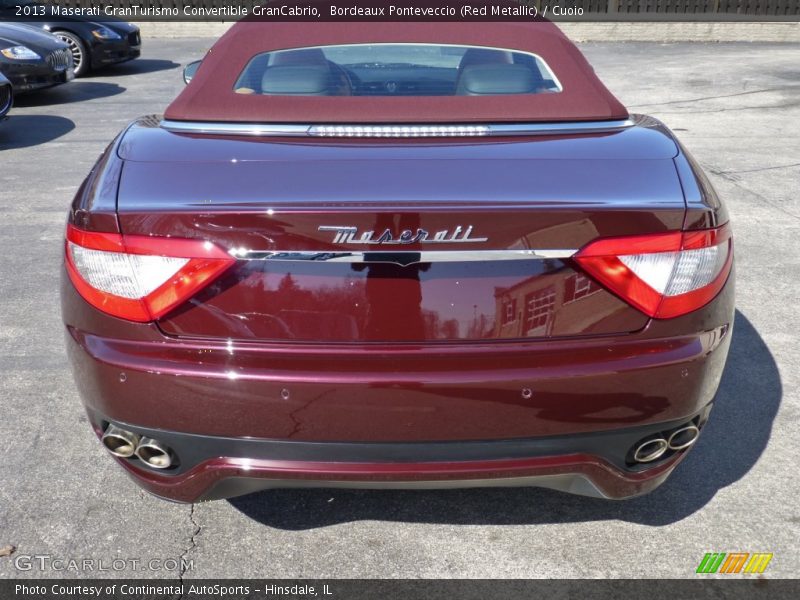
633 438 669 463
101 425 140 458
135 437 173 469
668 425 700 451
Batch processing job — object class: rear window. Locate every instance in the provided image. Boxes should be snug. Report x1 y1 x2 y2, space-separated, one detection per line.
234 43 562 97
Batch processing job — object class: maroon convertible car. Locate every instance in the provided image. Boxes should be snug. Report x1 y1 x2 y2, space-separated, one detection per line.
61 19 734 502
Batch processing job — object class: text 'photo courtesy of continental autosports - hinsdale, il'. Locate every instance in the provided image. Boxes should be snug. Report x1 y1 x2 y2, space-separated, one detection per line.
60 18 734 504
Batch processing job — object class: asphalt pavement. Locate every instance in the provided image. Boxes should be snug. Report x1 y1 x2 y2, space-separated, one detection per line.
0 38 798 579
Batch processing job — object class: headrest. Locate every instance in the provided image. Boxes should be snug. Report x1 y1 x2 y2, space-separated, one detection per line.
271 48 327 66
456 64 540 96
458 48 514 70
261 65 333 95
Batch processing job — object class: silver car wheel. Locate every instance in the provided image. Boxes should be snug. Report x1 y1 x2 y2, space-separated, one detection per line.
54 31 86 76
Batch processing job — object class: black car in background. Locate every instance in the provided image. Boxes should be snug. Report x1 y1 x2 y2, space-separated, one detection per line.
0 71 11 119
0 22 72 92
0 1 140 76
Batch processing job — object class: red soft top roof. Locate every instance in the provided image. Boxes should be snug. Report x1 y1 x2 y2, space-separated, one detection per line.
164 20 628 124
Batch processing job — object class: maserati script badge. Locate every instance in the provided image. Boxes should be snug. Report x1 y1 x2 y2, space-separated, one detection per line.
319 225 488 245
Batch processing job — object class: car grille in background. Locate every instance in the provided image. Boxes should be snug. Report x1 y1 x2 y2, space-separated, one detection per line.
129 32 140 46
47 48 72 72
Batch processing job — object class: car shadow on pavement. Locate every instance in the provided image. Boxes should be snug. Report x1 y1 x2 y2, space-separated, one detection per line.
93 59 181 77
0 114 74 150
229 310 781 529
12 81 126 107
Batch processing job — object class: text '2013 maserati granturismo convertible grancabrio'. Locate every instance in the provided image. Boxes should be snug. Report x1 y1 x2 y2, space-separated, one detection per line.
61 19 733 503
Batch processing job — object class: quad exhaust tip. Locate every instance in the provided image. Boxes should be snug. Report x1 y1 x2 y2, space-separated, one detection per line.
134 437 173 469
101 425 175 469
101 425 140 458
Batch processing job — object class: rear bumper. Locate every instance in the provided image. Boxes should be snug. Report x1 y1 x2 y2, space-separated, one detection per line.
65 323 732 443
88 411 708 502
63 268 734 501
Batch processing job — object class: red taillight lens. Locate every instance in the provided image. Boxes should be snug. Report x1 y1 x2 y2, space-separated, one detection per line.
574 223 733 319
65 224 235 322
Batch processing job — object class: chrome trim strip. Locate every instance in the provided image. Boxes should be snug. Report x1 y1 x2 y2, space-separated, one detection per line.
160 121 311 136
231 249 576 266
160 119 635 138
484 120 634 136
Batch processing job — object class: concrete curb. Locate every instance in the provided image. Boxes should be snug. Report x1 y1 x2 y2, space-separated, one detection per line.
135 21 800 42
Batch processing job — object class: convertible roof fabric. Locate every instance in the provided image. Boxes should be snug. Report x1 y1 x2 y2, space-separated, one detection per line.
164 20 629 123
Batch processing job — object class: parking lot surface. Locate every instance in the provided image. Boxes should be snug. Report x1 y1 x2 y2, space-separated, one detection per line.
0 38 798 578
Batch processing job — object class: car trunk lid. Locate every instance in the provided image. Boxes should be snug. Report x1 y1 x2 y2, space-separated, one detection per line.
116 119 684 342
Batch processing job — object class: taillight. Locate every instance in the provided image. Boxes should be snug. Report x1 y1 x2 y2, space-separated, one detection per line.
573 223 733 319
65 224 235 322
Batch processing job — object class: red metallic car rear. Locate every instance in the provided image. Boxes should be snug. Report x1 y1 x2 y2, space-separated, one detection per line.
60 21 733 502
61 115 733 502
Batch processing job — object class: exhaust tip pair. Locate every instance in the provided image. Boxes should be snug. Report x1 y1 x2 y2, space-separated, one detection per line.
632 424 700 464
101 425 174 469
